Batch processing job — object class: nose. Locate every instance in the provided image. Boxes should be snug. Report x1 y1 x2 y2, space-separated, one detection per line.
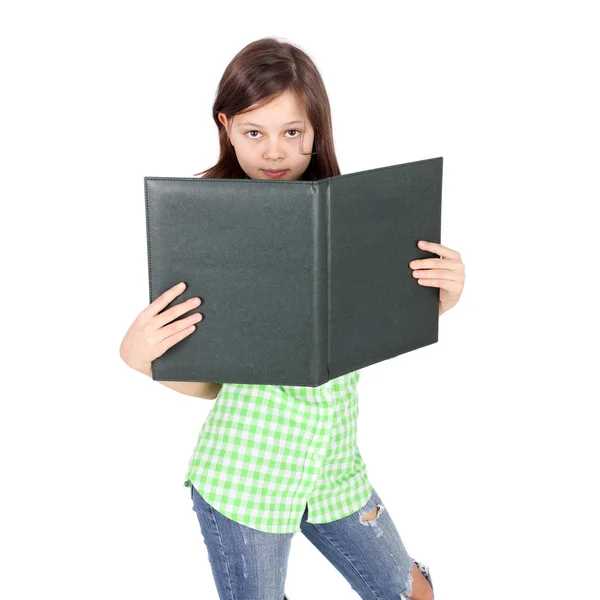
263 140 285 161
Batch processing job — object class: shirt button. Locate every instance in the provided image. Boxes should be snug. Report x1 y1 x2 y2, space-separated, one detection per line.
313 453 320 460
321 388 329 394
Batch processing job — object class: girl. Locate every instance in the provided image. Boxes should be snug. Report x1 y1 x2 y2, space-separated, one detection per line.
121 36 465 600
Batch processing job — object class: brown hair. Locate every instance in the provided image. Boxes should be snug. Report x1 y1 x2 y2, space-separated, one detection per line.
194 36 341 181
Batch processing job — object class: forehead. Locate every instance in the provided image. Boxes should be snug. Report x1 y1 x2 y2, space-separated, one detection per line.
234 91 309 126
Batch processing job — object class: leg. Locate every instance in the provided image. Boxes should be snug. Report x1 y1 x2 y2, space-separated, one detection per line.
360 507 433 600
300 487 434 600
190 484 293 600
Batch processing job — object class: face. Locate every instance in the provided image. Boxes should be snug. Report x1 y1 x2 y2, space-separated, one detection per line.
218 90 315 181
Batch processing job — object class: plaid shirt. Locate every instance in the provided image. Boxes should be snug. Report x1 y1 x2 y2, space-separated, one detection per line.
184 370 373 533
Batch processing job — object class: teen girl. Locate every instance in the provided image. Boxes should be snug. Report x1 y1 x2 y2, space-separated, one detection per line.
120 36 465 600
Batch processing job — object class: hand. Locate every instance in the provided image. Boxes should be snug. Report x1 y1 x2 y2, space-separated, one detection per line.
119 282 204 375
409 240 465 316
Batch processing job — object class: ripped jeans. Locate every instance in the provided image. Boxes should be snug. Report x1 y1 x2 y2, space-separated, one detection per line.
190 484 434 600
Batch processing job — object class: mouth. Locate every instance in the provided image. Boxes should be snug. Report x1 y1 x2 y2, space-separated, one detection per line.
263 169 289 179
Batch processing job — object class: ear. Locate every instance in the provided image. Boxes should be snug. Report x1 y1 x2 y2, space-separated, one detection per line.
218 113 234 146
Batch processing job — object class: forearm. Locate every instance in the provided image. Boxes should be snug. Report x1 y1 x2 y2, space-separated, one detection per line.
134 363 221 399
157 379 221 399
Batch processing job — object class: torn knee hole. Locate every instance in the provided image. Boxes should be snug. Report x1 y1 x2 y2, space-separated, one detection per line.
359 504 385 523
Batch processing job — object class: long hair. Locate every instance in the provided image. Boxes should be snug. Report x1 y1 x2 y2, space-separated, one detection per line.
194 37 341 181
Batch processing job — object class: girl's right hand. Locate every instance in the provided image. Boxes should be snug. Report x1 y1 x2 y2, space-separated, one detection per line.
119 282 203 376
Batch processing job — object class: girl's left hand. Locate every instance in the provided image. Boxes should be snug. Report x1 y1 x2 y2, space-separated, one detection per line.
409 240 465 316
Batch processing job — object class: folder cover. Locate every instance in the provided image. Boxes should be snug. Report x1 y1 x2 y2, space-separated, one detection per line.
144 156 443 386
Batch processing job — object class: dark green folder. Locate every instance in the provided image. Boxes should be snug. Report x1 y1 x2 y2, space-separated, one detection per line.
144 156 443 386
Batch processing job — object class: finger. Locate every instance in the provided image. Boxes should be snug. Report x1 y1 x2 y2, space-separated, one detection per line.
157 318 199 354
149 311 200 347
159 310 201 342
417 278 463 292
410 258 462 270
417 240 461 260
141 282 188 320
412 269 465 282
154 294 203 330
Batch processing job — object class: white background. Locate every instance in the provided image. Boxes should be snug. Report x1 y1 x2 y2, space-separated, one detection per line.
2 1 598 599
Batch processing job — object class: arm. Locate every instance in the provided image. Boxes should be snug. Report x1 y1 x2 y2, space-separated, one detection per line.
158 380 222 399
135 363 222 399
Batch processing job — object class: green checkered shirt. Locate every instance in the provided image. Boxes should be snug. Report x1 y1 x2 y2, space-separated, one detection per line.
184 370 373 533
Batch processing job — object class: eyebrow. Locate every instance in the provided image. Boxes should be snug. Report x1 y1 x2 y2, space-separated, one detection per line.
235 120 305 128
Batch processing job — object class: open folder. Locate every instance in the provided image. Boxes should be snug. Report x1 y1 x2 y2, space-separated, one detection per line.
144 156 443 386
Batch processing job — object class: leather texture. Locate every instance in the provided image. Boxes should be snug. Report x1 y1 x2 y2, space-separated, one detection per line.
144 156 443 386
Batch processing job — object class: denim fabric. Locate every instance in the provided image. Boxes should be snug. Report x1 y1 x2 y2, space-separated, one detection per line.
190 483 433 600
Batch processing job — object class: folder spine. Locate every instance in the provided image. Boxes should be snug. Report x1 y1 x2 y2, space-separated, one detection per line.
325 178 332 382
144 178 157 380
312 181 329 385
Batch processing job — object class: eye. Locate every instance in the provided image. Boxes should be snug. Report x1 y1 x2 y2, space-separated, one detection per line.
244 129 302 139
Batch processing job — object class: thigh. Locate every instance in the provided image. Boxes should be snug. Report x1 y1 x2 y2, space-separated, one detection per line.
190 484 293 600
299 487 425 600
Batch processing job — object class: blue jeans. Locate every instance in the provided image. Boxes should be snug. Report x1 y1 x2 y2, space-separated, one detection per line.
190 483 433 599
